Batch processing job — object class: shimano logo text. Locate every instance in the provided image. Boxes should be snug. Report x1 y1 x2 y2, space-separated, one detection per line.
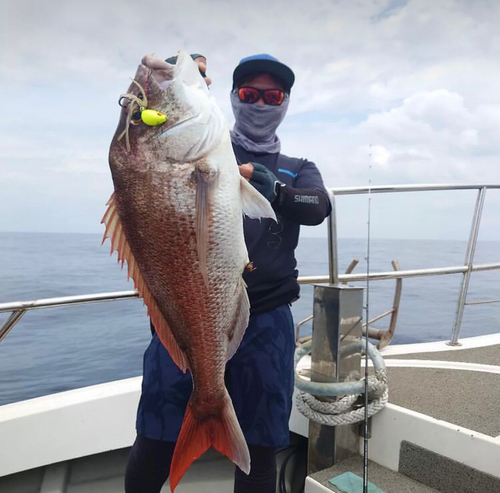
294 195 319 204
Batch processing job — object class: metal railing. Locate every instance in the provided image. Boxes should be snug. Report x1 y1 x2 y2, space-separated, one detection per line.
0 291 138 342
296 259 402 349
1 184 499 345
325 184 500 345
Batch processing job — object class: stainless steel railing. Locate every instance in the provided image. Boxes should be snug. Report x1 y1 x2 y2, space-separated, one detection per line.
1 184 499 345
0 291 138 342
326 184 500 345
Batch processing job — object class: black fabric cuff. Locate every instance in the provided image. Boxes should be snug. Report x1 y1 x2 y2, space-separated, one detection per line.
274 184 331 225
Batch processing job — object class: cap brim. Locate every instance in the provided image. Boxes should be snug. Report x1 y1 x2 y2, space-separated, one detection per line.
233 59 295 92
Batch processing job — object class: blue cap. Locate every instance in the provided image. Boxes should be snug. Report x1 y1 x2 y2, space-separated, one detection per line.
232 54 295 92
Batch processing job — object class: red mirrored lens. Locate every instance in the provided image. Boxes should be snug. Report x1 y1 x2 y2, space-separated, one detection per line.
237 87 285 106
238 87 260 104
263 89 284 106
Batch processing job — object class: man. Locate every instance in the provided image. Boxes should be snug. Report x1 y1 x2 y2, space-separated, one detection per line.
125 54 330 493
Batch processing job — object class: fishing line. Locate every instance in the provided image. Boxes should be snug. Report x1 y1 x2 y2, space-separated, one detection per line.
363 144 373 493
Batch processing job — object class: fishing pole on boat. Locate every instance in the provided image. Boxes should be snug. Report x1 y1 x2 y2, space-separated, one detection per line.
362 145 373 493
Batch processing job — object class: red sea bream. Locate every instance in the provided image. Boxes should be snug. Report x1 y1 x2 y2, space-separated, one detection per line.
102 51 276 491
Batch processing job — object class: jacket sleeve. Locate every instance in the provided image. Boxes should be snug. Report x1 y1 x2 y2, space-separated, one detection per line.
273 160 331 225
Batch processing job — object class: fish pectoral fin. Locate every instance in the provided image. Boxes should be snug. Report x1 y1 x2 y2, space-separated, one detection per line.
226 279 250 361
196 170 216 288
169 391 250 492
240 176 277 222
101 193 189 372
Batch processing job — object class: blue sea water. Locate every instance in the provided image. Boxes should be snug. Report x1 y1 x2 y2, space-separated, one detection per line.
0 232 499 406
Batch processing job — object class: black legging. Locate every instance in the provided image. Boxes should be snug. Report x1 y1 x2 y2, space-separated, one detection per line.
125 435 277 493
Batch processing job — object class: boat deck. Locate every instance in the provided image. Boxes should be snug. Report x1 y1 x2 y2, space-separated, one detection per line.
2 338 499 493
309 456 440 493
382 342 500 438
0 448 235 493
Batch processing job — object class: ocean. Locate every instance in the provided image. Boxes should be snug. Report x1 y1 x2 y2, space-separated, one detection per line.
0 232 499 406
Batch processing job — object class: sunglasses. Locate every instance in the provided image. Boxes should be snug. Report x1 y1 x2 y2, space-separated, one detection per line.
237 87 286 106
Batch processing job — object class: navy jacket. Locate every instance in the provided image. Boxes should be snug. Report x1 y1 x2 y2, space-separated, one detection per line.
233 143 331 314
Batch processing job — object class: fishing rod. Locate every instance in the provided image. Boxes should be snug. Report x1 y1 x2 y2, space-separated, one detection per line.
362 144 373 493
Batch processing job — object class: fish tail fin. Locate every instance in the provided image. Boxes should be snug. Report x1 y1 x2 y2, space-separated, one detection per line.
169 391 250 492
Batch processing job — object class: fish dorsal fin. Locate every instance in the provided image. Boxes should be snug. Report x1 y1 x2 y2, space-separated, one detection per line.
240 176 277 221
101 193 189 372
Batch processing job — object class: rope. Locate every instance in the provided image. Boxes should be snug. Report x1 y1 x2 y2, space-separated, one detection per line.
117 79 149 152
294 339 389 426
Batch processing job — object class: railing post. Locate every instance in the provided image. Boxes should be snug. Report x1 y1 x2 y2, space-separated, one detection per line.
0 310 27 342
327 190 339 286
449 187 487 345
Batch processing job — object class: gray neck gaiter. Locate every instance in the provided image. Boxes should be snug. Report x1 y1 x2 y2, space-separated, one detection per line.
230 91 289 154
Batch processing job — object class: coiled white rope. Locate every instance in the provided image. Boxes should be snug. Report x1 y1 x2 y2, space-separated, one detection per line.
294 339 388 426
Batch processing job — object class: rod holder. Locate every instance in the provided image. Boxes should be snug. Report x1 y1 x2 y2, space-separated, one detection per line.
307 284 364 474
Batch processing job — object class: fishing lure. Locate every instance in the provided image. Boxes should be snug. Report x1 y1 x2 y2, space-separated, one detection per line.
118 80 168 150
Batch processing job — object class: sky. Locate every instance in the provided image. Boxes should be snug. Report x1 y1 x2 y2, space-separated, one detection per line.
1 0 499 240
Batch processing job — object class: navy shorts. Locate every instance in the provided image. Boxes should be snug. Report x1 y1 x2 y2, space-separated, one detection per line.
136 304 295 448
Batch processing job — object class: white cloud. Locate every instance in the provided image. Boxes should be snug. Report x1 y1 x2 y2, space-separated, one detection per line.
354 89 500 183
0 0 499 238
371 145 391 168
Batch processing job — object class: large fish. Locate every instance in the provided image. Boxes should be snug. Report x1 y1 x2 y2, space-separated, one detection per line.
102 51 276 490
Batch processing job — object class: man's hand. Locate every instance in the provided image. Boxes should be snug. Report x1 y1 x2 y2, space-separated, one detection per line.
238 162 279 203
238 163 254 180
192 56 212 87
165 54 211 87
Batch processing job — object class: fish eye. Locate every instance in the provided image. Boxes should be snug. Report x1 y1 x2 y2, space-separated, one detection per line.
130 110 143 125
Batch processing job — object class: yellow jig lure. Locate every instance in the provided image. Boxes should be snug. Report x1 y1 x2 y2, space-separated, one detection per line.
140 109 168 126
118 79 168 150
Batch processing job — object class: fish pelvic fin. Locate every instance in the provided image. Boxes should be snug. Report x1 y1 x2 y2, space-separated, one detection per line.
226 277 250 361
240 176 277 222
101 193 189 372
169 391 250 492
195 168 218 288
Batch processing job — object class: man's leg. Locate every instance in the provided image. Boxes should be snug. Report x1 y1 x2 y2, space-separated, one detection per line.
234 445 277 493
125 435 176 493
127 333 192 492
226 305 296 493
226 305 295 447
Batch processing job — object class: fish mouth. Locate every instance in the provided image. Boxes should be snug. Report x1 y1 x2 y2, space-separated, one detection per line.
141 52 211 141
140 52 221 160
143 78 200 140
147 113 199 142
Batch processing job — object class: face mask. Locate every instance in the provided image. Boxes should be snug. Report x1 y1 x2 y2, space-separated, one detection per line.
230 91 289 153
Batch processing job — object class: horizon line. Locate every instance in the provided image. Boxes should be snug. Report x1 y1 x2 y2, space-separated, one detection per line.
1 231 499 243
